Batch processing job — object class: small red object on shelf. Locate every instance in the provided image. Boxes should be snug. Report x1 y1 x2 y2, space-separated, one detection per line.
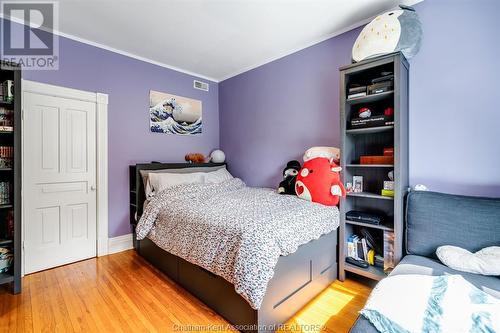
358 107 371 118
360 155 394 165
384 107 394 116
383 147 394 156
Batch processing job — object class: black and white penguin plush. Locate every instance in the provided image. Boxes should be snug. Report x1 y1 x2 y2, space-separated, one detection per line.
278 160 301 195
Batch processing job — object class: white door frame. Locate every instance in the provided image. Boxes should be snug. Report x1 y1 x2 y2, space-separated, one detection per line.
21 80 109 274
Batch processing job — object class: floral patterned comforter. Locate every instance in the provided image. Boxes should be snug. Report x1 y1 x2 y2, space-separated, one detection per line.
136 178 339 309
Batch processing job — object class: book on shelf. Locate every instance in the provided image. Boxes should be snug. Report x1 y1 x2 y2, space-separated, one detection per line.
347 236 356 258
349 85 367 93
348 85 366 96
0 108 13 132
356 239 364 259
347 230 383 266
1 81 14 103
360 227 383 255
361 238 368 261
347 236 370 263
347 92 367 99
347 234 362 259
360 155 394 165
350 115 393 129
371 74 394 84
0 146 13 169
0 181 10 205
368 80 393 95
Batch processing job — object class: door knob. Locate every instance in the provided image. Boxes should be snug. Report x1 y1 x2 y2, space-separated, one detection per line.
91 185 97 191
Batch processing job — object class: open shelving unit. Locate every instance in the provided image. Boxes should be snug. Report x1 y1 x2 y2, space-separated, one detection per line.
339 52 409 281
0 63 21 293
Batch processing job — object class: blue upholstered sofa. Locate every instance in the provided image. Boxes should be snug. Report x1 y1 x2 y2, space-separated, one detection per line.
350 190 500 332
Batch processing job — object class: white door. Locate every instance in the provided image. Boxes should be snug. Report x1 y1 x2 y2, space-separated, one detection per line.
24 92 97 274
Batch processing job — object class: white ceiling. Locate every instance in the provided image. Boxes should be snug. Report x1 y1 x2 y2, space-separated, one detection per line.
6 0 422 82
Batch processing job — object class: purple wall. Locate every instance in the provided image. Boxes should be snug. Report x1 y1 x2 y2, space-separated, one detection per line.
409 0 500 196
219 28 360 188
220 0 500 197
9 22 220 237
5 0 500 239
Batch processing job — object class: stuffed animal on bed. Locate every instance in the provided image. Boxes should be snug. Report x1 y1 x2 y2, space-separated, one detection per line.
185 153 206 163
277 160 301 195
295 157 346 206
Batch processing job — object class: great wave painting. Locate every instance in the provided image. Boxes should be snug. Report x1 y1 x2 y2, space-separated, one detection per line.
149 90 202 135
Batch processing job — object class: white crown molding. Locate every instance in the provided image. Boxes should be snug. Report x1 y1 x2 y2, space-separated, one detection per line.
2 0 423 83
108 233 134 255
54 31 220 83
0 13 219 83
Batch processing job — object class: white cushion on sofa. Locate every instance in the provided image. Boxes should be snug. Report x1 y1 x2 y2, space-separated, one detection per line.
436 245 500 276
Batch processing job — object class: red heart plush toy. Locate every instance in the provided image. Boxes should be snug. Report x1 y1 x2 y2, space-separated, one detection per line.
295 157 346 206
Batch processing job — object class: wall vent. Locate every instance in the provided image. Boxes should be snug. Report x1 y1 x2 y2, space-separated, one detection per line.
193 80 209 92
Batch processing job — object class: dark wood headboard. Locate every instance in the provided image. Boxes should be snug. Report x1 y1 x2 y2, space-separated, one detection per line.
129 162 226 229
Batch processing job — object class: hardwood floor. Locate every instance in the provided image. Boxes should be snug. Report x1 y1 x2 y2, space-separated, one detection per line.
0 250 373 333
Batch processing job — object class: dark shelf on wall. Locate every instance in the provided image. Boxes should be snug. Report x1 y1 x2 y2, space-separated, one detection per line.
0 63 22 294
339 52 409 282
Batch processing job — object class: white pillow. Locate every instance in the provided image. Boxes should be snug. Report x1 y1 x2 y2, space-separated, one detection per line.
204 168 233 184
148 172 205 196
436 245 500 276
139 165 226 193
140 165 225 197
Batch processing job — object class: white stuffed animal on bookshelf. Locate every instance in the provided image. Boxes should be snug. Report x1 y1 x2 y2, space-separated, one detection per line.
352 5 422 62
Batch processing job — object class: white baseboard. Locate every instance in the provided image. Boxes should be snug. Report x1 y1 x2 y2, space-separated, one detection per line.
108 233 133 254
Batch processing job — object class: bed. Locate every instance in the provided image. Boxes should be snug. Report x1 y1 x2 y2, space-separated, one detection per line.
129 162 339 333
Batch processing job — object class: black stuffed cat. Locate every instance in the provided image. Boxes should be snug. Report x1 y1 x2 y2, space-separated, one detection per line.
277 160 301 195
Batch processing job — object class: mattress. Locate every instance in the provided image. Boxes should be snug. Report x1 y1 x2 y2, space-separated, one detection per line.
136 178 339 309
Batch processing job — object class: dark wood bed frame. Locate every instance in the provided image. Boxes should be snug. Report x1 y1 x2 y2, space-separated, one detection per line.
129 162 338 333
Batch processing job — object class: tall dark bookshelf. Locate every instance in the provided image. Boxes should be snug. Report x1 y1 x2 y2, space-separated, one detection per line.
0 63 21 293
339 53 409 281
